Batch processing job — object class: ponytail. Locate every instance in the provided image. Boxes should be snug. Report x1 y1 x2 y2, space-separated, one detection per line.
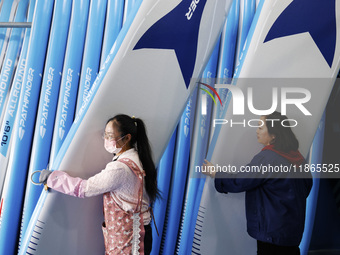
108 114 161 204
134 118 161 203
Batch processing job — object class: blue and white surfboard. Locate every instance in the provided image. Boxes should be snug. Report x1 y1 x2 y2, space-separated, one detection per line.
207 0 256 189
0 0 27 124
300 112 325 255
197 0 340 254
20 1 231 254
177 40 220 255
213 0 239 122
234 0 256 72
233 0 244 70
159 88 197 255
100 0 124 68
49 0 90 166
75 0 107 114
0 1 54 254
123 0 138 24
208 0 254 163
240 0 255 48
0 0 30 197
20 0 72 242
151 128 177 255
237 0 255 67
0 0 18 69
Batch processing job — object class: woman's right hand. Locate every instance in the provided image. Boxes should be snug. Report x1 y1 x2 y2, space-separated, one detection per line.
202 159 216 178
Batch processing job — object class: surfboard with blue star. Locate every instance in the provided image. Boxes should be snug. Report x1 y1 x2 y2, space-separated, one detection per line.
197 0 340 254
19 0 232 254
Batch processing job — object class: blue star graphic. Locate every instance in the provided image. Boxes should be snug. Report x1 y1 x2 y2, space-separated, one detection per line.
133 0 207 88
264 0 336 68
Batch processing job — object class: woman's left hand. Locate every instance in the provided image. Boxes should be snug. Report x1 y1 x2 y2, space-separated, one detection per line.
39 169 53 185
202 159 216 178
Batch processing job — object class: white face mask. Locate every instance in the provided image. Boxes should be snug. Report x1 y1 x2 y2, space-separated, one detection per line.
104 136 126 154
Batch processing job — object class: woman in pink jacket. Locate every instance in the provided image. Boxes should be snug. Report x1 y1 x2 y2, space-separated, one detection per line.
39 114 160 255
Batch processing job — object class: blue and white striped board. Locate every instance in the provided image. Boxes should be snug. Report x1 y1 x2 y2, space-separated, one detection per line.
212 0 239 132
0 0 30 197
0 1 54 254
233 0 244 70
0 0 18 69
234 0 256 72
19 1 231 254
209 0 259 160
49 0 90 166
0 0 27 124
75 0 107 114
20 0 72 242
159 88 197 255
208 0 240 167
300 112 325 255
240 0 256 46
177 40 220 255
151 128 177 255
123 0 138 24
197 0 340 254
100 0 124 68
236 0 255 68
210 0 258 145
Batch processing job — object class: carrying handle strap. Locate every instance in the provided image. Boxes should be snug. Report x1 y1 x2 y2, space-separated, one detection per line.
30 170 42 185
30 167 49 191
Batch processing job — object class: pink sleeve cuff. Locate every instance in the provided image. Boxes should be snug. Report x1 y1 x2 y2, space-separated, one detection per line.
47 171 87 198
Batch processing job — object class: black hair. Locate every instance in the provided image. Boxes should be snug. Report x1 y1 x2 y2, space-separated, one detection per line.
265 111 299 153
106 114 161 204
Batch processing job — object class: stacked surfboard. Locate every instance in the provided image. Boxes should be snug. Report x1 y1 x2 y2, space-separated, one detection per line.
0 0 338 254
0 0 231 254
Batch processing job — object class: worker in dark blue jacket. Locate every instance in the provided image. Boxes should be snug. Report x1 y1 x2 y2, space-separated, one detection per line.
203 111 312 255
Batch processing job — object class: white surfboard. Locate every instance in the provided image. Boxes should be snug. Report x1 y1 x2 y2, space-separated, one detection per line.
196 0 340 254
19 0 232 254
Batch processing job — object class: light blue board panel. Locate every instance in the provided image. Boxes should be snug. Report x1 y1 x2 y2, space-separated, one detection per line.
214 0 239 120
123 0 137 24
49 0 90 166
0 0 16 68
233 0 255 74
160 89 197 255
0 0 28 123
300 112 325 255
238 0 255 66
75 0 107 114
208 0 262 161
177 41 220 255
0 1 54 254
20 0 72 242
0 0 31 197
151 129 177 255
49 0 90 171
100 0 124 67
